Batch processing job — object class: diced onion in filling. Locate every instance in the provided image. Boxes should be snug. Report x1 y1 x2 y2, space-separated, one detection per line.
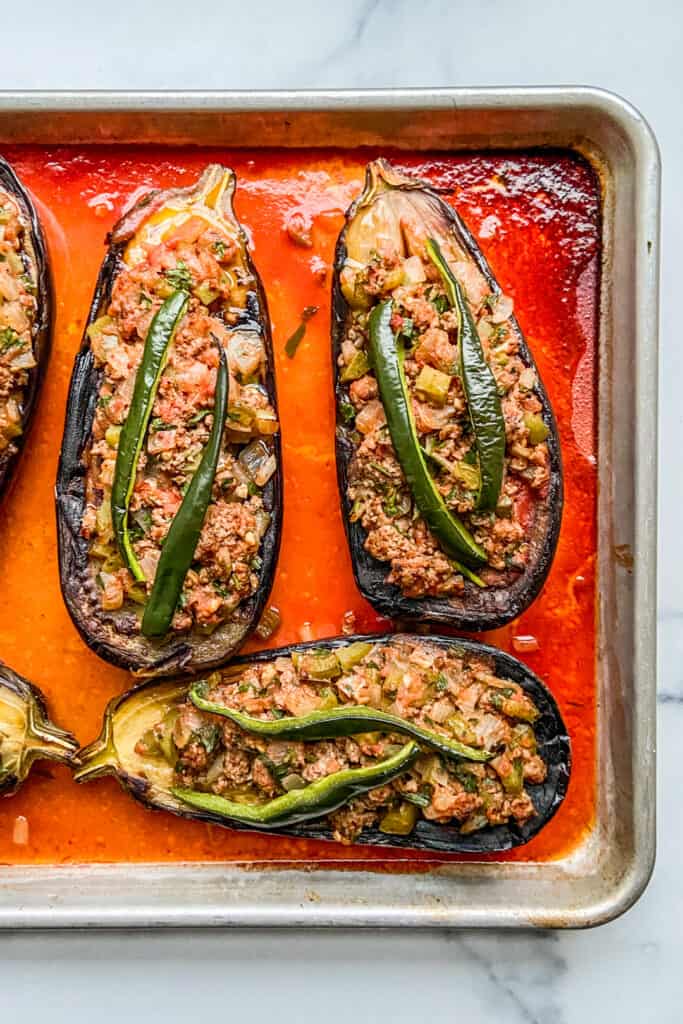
239 439 277 486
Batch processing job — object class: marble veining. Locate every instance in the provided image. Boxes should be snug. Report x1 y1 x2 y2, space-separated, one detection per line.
447 932 569 1023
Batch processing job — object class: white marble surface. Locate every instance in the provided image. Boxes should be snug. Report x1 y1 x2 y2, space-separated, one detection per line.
0 0 679 1020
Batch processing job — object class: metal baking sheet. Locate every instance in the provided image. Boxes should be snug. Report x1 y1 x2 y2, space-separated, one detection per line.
0 87 659 929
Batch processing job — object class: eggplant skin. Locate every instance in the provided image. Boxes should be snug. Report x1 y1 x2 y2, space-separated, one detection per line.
0 157 52 500
78 634 571 854
55 175 282 678
333 162 563 631
0 661 78 797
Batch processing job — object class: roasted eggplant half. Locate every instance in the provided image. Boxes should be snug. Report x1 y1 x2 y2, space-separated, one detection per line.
0 156 51 497
74 634 570 853
333 160 562 630
0 662 78 796
56 165 282 677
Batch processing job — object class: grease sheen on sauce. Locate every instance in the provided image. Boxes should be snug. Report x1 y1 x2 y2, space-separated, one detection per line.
0 148 598 867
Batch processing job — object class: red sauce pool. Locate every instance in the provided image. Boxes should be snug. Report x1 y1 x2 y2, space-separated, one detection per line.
0 147 598 867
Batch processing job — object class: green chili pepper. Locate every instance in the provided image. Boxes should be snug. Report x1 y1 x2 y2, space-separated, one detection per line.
141 344 229 637
111 290 189 581
379 801 420 836
284 305 319 359
425 238 505 510
189 684 493 763
368 299 486 567
451 559 486 588
172 740 419 828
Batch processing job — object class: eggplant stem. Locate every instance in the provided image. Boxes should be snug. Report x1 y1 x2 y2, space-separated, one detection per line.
24 702 78 767
73 718 117 783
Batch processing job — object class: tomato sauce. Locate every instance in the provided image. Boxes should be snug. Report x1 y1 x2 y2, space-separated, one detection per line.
0 147 598 867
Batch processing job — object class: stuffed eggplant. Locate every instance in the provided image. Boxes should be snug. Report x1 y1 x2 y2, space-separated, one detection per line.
0 157 51 497
333 160 562 630
0 663 78 796
74 634 570 853
56 165 281 677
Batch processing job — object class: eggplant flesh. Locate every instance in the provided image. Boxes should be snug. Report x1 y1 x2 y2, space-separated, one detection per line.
0 157 52 499
333 160 563 631
74 634 571 854
0 662 78 796
56 165 282 677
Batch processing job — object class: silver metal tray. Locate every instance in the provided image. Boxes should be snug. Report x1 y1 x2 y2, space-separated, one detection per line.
0 87 659 929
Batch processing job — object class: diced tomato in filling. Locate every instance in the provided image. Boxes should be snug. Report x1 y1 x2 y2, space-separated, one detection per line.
0 187 38 455
340 238 550 599
83 201 278 633
141 638 546 844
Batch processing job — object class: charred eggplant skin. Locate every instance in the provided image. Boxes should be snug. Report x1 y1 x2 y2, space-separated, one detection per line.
0 662 78 796
55 172 282 678
333 162 563 631
74 634 571 854
0 157 52 499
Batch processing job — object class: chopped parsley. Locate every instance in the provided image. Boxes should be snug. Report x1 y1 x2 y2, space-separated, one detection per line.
431 292 449 315
435 672 449 692
397 317 415 344
454 767 478 793
368 460 394 479
339 401 356 423
192 724 221 755
149 417 175 432
187 408 211 426
212 240 226 259
383 492 398 517
163 260 193 292
404 790 431 808
384 488 408 518
284 305 319 359
0 327 23 353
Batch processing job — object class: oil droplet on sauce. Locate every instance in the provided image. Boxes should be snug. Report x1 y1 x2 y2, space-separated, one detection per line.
571 262 598 464
512 635 540 654
12 815 29 845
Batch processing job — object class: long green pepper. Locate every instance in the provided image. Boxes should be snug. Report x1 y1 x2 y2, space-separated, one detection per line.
142 344 229 637
425 237 506 511
189 683 493 763
111 290 189 581
172 740 419 828
368 299 486 567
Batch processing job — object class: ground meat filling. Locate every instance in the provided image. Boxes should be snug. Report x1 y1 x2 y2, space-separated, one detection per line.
338 241 550 599
81 201 278 633
0 188 38 457
138 639 547 845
